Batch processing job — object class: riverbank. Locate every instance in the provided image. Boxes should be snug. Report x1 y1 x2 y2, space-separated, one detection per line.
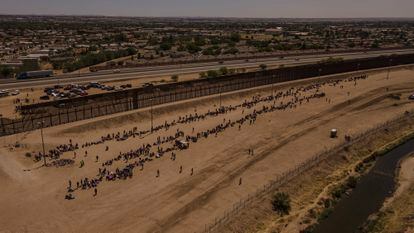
358 153 414 233
312 134 414 233
215 112 414 233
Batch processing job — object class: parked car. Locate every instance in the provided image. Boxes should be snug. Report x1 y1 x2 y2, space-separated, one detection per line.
55 103 66 108
409 94 414 100
64 85 73 91
103 86 114 91
59 93 69 98
0 90 9 97
89 82 103 89
120 84 132 89
79 91 88 96
10 90 20 96
40 95 50 100
143 83 154 88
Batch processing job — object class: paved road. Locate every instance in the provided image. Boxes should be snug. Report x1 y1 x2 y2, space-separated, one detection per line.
1 48 413 89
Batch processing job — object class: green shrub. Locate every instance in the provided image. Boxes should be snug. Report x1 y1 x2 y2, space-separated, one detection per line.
271 192 291 216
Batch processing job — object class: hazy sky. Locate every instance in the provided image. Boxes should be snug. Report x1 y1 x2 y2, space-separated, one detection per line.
1 0 414 18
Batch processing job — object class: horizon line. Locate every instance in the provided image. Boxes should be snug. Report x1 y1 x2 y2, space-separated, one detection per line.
1 13 414 20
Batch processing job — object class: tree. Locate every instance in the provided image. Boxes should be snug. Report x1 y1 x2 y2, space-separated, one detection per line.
199 72 207 79
160 43 172 51
223 47 239 55
126 47 137 56
0 66 13 78
259 64 267 71
230 33 241 43
186 43 202 54
219 67 228 75
271 192 291 216
371 39 380 48
171 74 179 82
206 70 219 78
194 36 206 46
347 41 356 48
114 33 128 43
89 45 98 51
203 46 221 56
346 176 358 189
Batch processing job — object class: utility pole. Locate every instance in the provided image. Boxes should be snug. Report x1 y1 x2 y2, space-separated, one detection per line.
38 121 46 166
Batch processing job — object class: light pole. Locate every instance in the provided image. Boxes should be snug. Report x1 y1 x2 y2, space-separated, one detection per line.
219 84 223 108
0 114 4 135
38 121 46 166
387 59 392 80
150 97 153 132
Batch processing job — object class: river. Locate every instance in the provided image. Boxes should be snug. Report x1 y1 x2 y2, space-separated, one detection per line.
313 138 414 233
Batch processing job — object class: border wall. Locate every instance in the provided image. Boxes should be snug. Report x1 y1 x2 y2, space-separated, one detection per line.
1 53 413 137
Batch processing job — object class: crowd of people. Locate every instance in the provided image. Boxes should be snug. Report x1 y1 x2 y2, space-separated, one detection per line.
33 141 79 162
61 74 370 199
27 74 369 200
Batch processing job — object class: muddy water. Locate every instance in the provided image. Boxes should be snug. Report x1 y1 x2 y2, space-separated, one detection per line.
313 138 414 233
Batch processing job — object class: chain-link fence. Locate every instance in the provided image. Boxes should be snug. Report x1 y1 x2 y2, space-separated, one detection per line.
200 111 414 233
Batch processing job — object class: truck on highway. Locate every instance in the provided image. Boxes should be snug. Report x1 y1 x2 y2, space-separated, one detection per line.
17 70 53 80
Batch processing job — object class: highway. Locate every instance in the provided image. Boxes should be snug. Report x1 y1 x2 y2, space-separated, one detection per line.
1 48 413 90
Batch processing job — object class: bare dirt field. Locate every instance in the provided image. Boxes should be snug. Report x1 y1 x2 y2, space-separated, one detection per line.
0 67 414 233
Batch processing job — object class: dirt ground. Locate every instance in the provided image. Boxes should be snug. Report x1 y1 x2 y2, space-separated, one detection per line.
0 67 414 233
217 106 414 233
